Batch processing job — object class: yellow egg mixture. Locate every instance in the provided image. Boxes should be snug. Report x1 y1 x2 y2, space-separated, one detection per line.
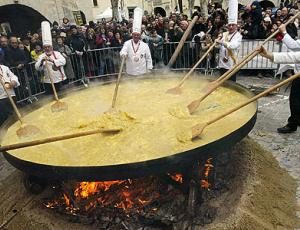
0 75 256 167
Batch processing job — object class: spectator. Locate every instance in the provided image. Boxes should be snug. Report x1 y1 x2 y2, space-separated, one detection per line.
18 42 32 63
61 17 71 32
286 13 298 39
5 36 29 68
31 43 43 61
281 7 289 21
96 27 107 48
0 36 9 65
148 29 164 68
111 31 124 48
68 25 88 79
55 36 75 80
85 27 97 50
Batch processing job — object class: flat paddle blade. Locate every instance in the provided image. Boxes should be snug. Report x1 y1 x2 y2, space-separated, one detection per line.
166 86 182 94
16 124 40 138
191 123 206 139
187 99 201 114
177 123 206 143
51 101 68 112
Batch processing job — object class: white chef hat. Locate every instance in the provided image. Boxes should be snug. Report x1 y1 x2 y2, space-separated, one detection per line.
228 0 238 24
41 21 52 46
132 7 143 34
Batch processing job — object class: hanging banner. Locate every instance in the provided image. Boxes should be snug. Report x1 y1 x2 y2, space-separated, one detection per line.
73 11 83 25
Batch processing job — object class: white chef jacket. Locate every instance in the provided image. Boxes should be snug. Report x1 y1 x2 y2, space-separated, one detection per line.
0 65 20 100
35 51 66 83
273 51 300 64
120 39 153 76
218 31 242 69
281 34 300 73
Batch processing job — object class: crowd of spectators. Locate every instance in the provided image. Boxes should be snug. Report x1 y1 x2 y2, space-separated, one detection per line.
0 0 299 98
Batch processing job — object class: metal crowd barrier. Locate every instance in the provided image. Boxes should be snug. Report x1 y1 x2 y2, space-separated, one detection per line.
12 39 281 104
238 39 281 70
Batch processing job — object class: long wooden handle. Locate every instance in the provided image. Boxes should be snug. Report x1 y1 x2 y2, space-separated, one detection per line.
190 49 259 111
0 79 23 124
167 16 198 68
112 56 126 108
207 71 300 126
177 41 217 88
45 61 59 101
0 128 120 152
198 12 300 104
216 11 300 83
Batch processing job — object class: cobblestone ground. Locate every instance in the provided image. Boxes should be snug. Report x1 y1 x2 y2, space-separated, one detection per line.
238 75 300 220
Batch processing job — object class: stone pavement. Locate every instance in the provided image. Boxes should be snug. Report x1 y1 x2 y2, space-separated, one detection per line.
238 75 300 220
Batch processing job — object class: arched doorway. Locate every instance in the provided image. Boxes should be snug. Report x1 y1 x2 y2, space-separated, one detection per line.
154 7 166 17
0 4 48 36
259 0 275 10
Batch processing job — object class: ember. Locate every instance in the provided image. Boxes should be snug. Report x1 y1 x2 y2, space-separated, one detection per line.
43 159 215 228
201 158 214 190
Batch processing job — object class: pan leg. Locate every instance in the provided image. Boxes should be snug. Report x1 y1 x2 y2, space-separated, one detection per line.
23 174 48 194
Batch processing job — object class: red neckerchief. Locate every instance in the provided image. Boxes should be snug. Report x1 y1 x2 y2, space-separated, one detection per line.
52 51 64 81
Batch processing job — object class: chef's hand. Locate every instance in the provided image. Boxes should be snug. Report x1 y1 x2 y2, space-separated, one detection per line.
257 46 274 61
3 81 16 89
215 38 222 44
17 64 24 69
75 51 83 56
41 57 51 65
120 53 127 59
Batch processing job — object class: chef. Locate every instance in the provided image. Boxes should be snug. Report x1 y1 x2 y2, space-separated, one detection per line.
216 0 242 82
0 64 20 126
259 25 300 133
120 8 153 76
35 21 66 94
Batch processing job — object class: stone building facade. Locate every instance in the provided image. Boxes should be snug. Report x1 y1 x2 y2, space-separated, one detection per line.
0 0 280 35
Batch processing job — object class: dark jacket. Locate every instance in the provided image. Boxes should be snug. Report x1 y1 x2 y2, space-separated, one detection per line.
5 46 28 67
69 33 87 52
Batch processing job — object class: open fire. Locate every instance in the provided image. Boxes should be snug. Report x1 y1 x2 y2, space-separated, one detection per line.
44 158 215 227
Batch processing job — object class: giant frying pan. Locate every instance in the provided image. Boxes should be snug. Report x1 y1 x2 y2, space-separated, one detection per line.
0 73 257 181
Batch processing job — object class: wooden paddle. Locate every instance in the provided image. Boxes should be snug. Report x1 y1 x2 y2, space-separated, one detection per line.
216 12 300 85
0 79 40 138
111 55 126 109
181 70 300 142
167 16 198 68
0 127 121 152
45 60 68 112
166 40 217 94
187 12 300 114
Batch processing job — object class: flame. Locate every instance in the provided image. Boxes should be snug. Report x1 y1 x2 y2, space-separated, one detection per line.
201 158 214 189
168 173 183 183
63 193 70 206
45 158 214 216
74 180 125 199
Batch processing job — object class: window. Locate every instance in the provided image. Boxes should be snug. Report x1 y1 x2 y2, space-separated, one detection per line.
93 0 98 7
